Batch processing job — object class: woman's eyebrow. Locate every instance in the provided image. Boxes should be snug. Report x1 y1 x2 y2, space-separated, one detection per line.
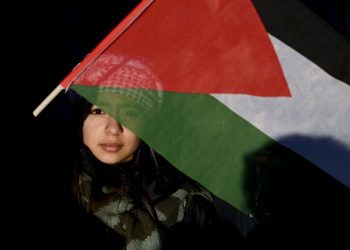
95 102 109 108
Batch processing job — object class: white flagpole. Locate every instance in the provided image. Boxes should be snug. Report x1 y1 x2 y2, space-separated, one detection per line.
33 84 65 117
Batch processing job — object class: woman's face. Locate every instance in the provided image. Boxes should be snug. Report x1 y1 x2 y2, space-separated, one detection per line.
82 105 141 165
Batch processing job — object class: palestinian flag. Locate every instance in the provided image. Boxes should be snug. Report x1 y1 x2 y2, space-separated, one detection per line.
45 0 349 216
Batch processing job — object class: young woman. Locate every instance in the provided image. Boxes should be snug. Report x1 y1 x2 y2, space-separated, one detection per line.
67 91 242 249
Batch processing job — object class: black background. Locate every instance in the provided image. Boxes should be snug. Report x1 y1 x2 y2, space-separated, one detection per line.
10 1 141 247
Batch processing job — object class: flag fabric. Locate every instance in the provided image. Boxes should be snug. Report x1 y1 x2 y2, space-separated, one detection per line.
67 0 350 216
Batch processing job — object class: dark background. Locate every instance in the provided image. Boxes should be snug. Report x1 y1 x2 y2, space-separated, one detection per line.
10 1 142 248
7 0 349 247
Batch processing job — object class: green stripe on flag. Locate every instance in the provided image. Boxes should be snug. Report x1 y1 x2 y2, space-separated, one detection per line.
72 84 277 215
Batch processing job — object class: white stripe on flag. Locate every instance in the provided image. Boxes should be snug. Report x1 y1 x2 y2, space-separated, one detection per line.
213 35 350 188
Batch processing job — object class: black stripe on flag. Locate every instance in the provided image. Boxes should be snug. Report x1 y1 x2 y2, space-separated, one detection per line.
252 0 350 86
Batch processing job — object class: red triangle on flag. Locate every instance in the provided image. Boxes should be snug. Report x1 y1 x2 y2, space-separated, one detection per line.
71 0 290 97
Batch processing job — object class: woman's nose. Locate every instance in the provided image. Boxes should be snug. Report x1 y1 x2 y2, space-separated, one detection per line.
105 116 123 135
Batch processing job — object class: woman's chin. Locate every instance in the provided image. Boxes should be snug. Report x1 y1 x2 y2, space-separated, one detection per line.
98 155 133 165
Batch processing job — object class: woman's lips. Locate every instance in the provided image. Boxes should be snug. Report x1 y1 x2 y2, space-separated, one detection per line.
100 143 122 152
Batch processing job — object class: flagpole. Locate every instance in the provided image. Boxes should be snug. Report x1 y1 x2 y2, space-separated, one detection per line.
63 0 155 90
33 84 64 117
32 0 154 117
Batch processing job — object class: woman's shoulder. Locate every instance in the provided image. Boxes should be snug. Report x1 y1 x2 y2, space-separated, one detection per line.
162 186 244 249
149 163 243 246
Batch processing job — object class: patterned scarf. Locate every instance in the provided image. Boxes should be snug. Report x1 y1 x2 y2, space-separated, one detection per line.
78 164 212 250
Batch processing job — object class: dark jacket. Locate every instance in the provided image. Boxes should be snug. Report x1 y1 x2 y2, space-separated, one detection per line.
69 145 244 249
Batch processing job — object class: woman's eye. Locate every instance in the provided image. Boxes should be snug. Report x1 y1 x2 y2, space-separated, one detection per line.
91 108 105 115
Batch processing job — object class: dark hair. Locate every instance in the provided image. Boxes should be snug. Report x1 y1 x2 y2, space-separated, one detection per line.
66 90 93 139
